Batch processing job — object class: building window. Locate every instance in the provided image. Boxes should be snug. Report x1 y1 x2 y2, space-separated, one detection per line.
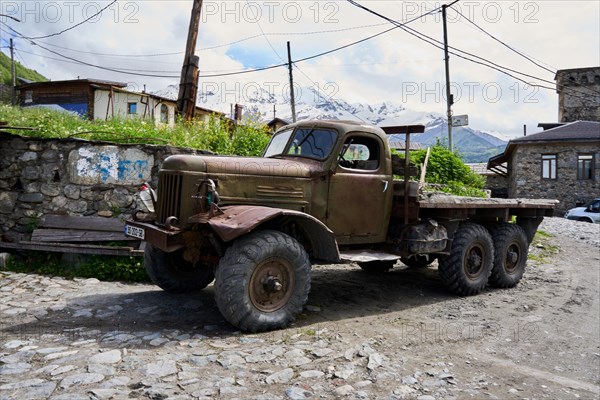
160 104 168 123
24 90 33 103
127 102 137 114
578 154 594 180
541 154 557 179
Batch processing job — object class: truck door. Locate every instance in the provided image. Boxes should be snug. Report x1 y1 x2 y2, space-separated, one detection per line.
326 134 392 245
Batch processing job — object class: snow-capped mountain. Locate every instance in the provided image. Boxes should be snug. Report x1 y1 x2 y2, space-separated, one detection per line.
154 84 508 162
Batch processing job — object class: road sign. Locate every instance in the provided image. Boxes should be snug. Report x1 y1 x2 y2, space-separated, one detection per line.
452 114 469 127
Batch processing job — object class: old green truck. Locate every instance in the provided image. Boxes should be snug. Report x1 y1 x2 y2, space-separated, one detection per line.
125 120 556 332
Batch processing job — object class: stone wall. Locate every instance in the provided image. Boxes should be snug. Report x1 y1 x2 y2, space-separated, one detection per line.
484 174 508 198
508 141 600 214
0 132 206 242
556 67 600 122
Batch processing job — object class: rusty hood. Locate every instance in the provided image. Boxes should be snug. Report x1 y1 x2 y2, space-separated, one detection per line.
204 156 323 178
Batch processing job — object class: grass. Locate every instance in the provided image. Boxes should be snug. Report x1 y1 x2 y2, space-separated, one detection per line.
529 230 559 263
0 104 271 156
4 251 150 283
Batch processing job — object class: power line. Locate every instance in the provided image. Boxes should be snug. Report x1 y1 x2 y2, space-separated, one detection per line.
450 6 556 75
27 0 117 40
30 22 390 59
344 0 598 102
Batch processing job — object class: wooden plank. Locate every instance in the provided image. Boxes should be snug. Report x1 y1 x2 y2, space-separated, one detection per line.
31 228 138 243
0 241 143 257
41 215 125 232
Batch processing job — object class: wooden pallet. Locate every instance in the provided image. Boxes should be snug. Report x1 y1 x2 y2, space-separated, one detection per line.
0 215 144 257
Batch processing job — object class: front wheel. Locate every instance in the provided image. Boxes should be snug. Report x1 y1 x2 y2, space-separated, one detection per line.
214 230 311 332
438 223 494 296
144 244 215 293
489 223 528 288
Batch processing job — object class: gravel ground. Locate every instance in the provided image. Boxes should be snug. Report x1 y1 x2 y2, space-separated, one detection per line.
539 216 600 247
0 217 599 399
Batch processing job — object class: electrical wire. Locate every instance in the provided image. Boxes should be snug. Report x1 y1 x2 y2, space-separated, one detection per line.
450 6 556 75
345 0 599 102
27 0 118 40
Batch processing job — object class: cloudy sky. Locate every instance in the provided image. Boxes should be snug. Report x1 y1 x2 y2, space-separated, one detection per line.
1 0 599 138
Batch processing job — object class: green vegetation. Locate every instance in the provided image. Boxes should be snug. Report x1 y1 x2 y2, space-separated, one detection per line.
528 229 559 263
410 145 487 197
5 252 150 283
0 104 271 156
0 52 47 86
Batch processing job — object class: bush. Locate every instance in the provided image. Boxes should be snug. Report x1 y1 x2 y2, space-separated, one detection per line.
410 145 486 197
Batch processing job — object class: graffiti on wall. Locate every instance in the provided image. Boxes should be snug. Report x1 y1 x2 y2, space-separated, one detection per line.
68 146 154 185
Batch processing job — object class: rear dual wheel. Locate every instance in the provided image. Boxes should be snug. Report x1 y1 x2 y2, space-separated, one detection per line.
438 223 494 296
488 223 528 288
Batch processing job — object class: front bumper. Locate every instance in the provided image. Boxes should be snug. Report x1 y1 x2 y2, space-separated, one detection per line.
124 220 184 252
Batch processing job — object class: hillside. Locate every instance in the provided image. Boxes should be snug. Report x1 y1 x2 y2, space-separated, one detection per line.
0 51 47 86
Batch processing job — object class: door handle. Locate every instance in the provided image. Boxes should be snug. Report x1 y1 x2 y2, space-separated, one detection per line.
382 180 388 193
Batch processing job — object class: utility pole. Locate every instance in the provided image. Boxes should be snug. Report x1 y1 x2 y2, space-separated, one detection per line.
287 41 297 123
442 4 453 152
10 38 16 105
177 0 203 121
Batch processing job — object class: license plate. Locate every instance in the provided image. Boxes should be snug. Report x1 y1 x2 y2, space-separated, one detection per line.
125 224 145 240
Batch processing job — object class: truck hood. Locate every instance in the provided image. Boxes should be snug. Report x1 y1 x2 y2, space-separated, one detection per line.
162 154 323 178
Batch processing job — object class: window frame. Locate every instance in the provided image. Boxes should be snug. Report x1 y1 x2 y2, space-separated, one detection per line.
577 153 594 180
127 102 137 115
541 154 557 180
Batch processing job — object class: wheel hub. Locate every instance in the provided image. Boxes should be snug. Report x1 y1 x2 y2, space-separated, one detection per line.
464 244 485 279
249 259 294 313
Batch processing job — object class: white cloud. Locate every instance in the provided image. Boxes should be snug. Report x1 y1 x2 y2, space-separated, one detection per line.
1 0 598 138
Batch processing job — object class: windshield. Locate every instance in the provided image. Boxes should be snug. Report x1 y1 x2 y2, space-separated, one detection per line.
264 127 338 160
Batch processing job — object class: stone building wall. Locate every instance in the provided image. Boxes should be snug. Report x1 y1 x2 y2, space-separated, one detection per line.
508 142 600 214
0 132 206 242
556 67 600 122
484 174 508 198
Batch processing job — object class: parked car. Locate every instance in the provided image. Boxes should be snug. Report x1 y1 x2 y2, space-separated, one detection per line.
565 198 600 223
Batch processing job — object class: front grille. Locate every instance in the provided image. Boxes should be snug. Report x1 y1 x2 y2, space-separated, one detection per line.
157 172 182 224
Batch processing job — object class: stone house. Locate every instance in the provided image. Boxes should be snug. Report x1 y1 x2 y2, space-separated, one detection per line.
555 67 600 122
17 79 224 128
487 121 600 214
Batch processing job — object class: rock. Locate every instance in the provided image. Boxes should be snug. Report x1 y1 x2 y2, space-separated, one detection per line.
18 192 43 203
508 388 519 394
60 373 105 388
50 365 76 376
97 210 113 217
334 368 355 380
3 339 30 349
285 386 313 399
217 352 246 368
44 350 79 360
2 381 56 398
21 165 41 180
266 368 294 384
0 362 31 375
40 183 61 196
284 349 311 366
367 353 383 370
88 364 116 376
19 151 38 162
333 385 354 397
312 348 333 358
63 184 81 200
300 370 324 378
89 349 121 364
416 395 436 400
401 376 418 385
0 192 18 213
355 380 373 388
140 360 177 378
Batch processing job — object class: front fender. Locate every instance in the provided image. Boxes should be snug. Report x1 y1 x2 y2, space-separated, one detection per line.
206 205 340 263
